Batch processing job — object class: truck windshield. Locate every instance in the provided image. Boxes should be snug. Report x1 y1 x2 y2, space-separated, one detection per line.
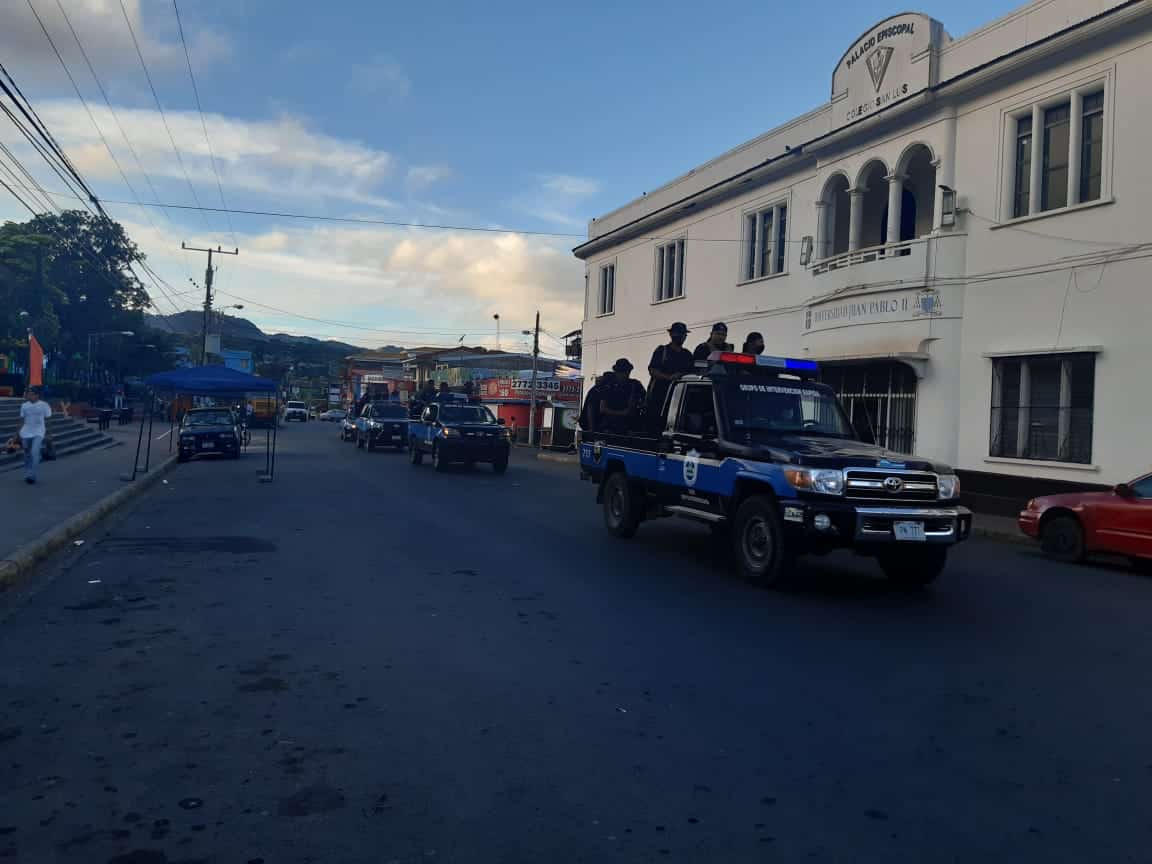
719 379 854 439
370 404 407 418
440 405 496 424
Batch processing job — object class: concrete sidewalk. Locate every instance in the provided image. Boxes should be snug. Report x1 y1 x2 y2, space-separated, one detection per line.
534 450 1028 545
0 420 176 586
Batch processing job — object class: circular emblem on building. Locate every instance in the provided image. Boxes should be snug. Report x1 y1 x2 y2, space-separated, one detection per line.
883 476 904 493
683 449 700 487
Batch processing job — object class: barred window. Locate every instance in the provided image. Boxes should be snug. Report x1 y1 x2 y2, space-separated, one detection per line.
990 353 1095 464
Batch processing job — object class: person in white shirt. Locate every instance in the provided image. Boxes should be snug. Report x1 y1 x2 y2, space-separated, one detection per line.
19 386 52 485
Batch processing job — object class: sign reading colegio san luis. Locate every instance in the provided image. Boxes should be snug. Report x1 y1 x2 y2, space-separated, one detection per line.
830 14 948 129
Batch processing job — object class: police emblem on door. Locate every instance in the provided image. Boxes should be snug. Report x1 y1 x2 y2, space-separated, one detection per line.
683 449 700 488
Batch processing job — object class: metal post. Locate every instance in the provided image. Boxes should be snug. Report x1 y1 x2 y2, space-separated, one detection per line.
527 310 540 447
269 393 279 479
130 396 146 482
143 392 154 472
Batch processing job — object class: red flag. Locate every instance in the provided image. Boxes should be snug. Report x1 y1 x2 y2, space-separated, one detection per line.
28 332 43 387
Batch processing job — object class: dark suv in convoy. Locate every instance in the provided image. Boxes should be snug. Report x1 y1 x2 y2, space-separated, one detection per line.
409 401 511 474
355 401 411 450
178 408 242 462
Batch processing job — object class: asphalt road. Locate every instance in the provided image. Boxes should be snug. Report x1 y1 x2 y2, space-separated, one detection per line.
2 420 1151 864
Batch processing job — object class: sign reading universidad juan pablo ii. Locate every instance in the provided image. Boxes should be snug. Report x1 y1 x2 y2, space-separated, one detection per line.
804 288 942 333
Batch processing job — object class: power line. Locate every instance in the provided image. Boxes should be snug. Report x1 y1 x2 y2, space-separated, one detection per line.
116 0 214 236
171 0 234 242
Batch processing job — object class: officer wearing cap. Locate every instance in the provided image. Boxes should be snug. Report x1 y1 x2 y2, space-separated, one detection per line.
647 322 695 416
600 358 646 433
692 322 734 362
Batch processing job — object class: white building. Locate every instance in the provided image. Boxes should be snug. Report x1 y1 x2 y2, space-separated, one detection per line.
575 0 1151 512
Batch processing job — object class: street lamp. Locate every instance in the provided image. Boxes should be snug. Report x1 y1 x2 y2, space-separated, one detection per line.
493 313 500 350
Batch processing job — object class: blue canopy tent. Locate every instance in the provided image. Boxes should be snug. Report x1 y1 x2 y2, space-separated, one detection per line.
143 365 281 481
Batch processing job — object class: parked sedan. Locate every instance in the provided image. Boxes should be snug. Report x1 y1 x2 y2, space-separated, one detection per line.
319 408 347 422
356 402 410 450
178 408 241 462
1019 472 1152 566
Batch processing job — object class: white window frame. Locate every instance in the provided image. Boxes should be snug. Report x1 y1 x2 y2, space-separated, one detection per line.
740 200 789 283
1001 74 1113 223
596 261 616 316
653 238 685 303
988 352 1096 465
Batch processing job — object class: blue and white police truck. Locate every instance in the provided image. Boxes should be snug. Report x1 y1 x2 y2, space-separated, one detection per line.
579 352 972 588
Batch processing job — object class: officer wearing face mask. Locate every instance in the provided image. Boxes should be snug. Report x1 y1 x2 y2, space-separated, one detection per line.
646 322 695 416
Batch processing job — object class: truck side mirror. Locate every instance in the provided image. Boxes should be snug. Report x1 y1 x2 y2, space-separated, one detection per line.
1115 483 1134 498
497 417 506 426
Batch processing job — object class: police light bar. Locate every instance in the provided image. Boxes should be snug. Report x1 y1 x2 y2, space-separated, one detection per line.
709 351 818 371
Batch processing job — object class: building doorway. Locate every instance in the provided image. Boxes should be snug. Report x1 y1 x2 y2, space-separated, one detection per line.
821 361 917 454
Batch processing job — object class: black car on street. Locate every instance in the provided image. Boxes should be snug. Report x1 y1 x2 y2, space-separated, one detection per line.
356 401 411 450
409 401 511 473
178 408 242 462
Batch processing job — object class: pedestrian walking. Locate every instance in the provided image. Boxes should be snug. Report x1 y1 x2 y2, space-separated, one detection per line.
742 332 765 355
18 386 51 485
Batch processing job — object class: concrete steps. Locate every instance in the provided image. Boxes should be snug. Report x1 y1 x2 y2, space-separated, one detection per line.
0 398 121 472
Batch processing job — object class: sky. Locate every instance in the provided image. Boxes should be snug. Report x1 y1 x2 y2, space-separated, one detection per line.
0 0 1024 353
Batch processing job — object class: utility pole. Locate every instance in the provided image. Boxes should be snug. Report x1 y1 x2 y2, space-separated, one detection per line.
182 242 238 364
527 310 540 447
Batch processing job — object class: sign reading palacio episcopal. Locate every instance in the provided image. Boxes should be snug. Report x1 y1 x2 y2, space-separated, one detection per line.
831 14 948 129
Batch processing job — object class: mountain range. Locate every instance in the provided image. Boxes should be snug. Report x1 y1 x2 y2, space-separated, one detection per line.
145 311 382 353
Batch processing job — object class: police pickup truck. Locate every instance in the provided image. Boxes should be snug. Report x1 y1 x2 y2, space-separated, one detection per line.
579 352 971 588
409 396 511 474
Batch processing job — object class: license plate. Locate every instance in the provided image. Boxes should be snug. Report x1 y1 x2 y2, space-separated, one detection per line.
893 521 925 541
200 441 214 450
392 435 403 441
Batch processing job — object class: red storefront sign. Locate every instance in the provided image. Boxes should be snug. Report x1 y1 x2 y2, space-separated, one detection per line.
481 378 582 402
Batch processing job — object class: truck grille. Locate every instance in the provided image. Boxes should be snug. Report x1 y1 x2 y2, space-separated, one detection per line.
844 469 938 502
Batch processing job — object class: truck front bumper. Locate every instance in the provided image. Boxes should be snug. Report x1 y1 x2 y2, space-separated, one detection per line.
780 501 972 546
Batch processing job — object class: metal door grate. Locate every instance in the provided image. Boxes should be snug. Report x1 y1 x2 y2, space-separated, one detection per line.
822 362 917 455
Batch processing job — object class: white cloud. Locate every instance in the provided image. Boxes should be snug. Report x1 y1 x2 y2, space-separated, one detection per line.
0 0 230 81
347 56 411 101
539 174 600 198
36 100 397 209
122 217 586 347
405 164 452 189
512 173 601 229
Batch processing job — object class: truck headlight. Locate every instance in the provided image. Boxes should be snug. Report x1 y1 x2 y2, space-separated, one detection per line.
441 427 459 438
937 474 960 500
784 467 844 495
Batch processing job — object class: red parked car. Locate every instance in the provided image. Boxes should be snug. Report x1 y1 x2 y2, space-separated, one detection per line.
1019 473 1152 565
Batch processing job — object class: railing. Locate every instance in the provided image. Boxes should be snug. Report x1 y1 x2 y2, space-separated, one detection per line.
811 237 922 275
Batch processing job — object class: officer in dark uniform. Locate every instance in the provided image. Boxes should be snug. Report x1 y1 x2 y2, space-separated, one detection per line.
578 373 611 434
692 322 734 362
646 322 695 417
599 359 645 433
742 331 765 355
433 382 451 401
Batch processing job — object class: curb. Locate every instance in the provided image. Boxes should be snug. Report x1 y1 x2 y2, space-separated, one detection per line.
535 451 578 465
0 454 179 590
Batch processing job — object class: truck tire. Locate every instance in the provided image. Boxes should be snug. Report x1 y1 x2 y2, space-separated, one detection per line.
878 547 948 589
603 472 641 539
409 443 423 465
492 455 509 475
432 444 447 472
1040 515 1085 563
733 495 790 588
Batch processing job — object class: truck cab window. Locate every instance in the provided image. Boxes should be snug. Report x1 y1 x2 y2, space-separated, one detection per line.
677 385 717 438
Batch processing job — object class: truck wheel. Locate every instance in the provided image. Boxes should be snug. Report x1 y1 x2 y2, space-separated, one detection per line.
603 472 641 539
409 443 423 465
1040 515 1085 563
432 445 447 472
733 495 790 588
492 456 508 475
878 547 948 589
